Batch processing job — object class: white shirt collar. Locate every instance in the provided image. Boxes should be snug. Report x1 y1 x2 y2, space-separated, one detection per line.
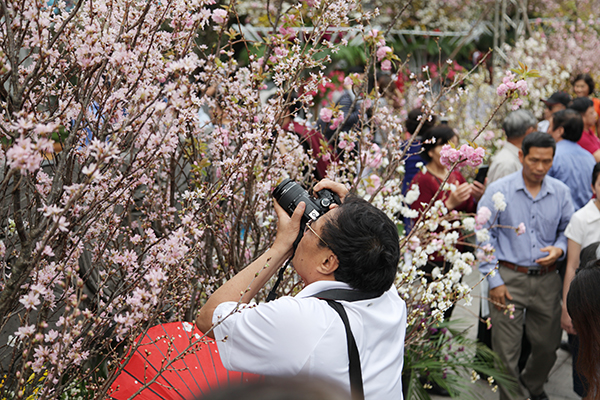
585 199 600 223
296 280 353 298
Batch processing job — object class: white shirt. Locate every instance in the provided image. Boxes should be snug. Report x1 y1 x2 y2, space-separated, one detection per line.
487 141 522 184
565 199 600 248
213 280 407 400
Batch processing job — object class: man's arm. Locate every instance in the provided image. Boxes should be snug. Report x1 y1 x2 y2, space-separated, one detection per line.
561 239 581 335
536 189 574 266
477 187 514 310
196 201 305 337
477 191 504 289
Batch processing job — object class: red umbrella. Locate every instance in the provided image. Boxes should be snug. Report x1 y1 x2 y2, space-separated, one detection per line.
108 321 260 400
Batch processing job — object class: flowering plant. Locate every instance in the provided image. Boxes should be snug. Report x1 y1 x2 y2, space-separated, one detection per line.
0 0 530 397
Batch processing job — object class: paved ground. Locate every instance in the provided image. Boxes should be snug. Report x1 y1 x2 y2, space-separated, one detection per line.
429 271 580 400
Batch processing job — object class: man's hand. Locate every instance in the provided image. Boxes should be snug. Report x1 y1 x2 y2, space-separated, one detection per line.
272 201 305 258
313 179 350 204
535 246 563 267
489 284 513 311
561 306 577 335
196 200 305 337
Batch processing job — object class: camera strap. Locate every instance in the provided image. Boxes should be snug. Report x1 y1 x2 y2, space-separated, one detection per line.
265 230 304 302
314 289 381 400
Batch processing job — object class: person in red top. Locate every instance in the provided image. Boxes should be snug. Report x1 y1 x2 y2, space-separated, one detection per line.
569 97 600 162
410 126 485 319
411 126 484 216
572 73 600 134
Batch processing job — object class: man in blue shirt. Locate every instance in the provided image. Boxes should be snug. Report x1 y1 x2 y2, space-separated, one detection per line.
547 109 595 210
477 132 574 400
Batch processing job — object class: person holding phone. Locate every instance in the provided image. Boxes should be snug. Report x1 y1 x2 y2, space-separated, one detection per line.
410 126 484 321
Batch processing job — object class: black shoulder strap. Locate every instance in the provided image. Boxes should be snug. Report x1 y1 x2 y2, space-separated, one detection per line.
314 288 380 302
324 299 364 400
313 289 380 400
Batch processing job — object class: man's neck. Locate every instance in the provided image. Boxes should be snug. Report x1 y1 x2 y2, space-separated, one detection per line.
507 136 524 148
522 172 543 199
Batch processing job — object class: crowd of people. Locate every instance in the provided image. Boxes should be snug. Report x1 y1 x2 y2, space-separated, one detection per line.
192 71 600 400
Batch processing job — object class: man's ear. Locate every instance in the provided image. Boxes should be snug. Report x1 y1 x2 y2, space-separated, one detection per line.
317 252 339 276
518 149 524 165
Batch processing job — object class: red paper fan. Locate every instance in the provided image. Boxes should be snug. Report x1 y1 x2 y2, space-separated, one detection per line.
108 322 260 400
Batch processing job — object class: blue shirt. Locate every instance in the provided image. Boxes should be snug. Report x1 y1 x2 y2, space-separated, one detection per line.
401 140 423 195
548 139 595 210
477 171 574 289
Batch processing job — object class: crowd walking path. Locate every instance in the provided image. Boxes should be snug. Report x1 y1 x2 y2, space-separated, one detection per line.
430 271 580 400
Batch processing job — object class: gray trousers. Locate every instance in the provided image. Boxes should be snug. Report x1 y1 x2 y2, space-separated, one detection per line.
489 267 562 400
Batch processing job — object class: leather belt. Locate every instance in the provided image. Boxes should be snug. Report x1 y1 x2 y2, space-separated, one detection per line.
499 260 557 275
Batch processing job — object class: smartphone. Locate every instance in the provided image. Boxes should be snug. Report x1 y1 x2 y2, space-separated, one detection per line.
475 165 488 184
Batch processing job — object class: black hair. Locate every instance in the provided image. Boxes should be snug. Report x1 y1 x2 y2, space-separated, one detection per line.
569 97 595 114
319 195 399 295
521 131 556 157
552 109 583 142
593 163 600 187
573 73 595 95
420 126 456 163
405 108 437 136
198 375 349 400
567 262 600 399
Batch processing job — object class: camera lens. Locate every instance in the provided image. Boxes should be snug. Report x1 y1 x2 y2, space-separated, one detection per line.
273 179 309 215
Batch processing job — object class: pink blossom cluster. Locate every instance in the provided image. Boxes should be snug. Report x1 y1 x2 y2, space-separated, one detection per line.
212 9 228 24
496 71 528 110
6 135 54 175
475 206 492 229
365 29 393 71
439 143 485 168
476 243 495 262
319 107 345 130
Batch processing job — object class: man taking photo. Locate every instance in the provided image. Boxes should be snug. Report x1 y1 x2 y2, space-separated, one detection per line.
196 179 407 400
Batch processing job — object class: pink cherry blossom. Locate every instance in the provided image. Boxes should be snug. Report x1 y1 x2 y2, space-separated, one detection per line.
320 107 333 122
483 130 495 141
515 80 528 96
366 174 381 195
459 144 484 167
15 325 36 340
496 83 509 97
376 46 392 62
511 98 524 110
329 112 344 130
381 59 392 71
516 222 526 236
475 206 492 229
439 144 460 168
408 236 420 251
19 291 41 310
6 136 43 175
212 9 228 24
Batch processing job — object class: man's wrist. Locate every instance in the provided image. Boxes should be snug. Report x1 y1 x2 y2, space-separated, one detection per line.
268 241 294 262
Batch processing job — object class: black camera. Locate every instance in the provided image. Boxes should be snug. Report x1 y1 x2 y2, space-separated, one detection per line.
272 179 341 226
